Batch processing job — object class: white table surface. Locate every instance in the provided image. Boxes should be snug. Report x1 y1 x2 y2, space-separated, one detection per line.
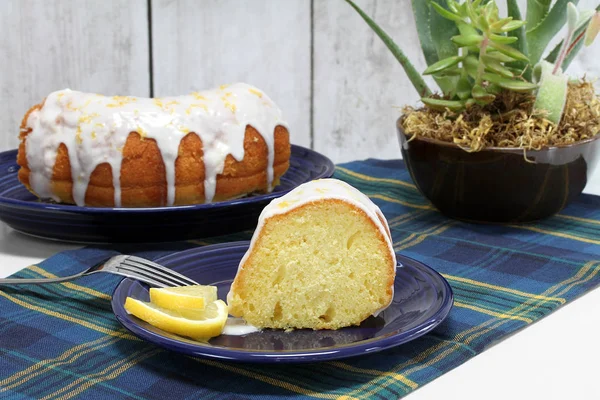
3 180 600 399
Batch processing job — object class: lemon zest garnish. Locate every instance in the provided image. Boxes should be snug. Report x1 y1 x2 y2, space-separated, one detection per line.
107 96 137 108
192 92 207 101
248 88 263 98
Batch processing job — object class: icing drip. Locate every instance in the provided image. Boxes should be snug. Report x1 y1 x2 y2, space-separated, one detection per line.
227 178 397 316
24 83 288 207
222 317 260 336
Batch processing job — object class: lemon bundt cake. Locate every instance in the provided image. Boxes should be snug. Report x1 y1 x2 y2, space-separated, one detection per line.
18 83 290 207
227 178 397 330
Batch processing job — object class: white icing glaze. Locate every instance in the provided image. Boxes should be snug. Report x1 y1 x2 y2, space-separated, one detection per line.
24 83 287 207
227 178 397 316
222 317 260 336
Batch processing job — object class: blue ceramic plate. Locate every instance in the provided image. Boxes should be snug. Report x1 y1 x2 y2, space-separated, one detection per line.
112 241 453 363
0 145 334 243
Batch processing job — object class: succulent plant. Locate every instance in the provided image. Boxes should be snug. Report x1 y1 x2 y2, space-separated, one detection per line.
345 0 600 123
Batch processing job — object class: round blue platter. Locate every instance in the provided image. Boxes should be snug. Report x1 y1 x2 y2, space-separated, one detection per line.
0 145 334 243
112 241 453 363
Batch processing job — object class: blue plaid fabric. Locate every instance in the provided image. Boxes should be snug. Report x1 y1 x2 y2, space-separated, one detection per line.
2 159 600 399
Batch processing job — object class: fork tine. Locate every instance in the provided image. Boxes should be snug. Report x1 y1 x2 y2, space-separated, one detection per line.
107 267 171 288
116 264 183 287
125 256 199 286
120 260 193 287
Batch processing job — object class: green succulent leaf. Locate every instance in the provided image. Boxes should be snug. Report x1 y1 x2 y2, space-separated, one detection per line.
502 20 526 32
483 51 517 63
455 2 469 18
446 0 459 13
485 59 515 78
345 0 432 97
464 55 480 78
433 68 462 77
430 2 464 22
487 83 503 95
567 3 580 31
482 73 538 91
489 17 512 32
421 97 466 111
472 84 496 103
489 41 529 61
452 34 485 47
423 55 464 75
526 0 581 66
456 74 473 100
533 61 568 124
489 33 519 44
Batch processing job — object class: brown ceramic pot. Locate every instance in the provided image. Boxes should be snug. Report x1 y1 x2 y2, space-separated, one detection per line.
397 118 600 223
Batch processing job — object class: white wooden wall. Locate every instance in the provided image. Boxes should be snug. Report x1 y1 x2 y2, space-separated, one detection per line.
1 0 599 163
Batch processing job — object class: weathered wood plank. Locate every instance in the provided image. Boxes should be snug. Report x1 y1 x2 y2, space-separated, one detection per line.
152 0 312 148
312 0 429 163
0 0 150 151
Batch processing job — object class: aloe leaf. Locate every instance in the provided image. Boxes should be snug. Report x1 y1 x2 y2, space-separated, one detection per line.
421 97 466 111
533 61 568 124
412 0 460 95
506 0 529 78
430 2 463 22
411 0 439 66
345 0 432 97
527 0 552 30
423 56 464 75
489 41 529 61
527 0 581 66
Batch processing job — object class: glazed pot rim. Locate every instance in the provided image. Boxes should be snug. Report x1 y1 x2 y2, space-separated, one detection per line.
396 117 600 153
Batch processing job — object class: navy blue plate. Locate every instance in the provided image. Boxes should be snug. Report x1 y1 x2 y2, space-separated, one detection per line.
0 146 334 243
112 241 453 363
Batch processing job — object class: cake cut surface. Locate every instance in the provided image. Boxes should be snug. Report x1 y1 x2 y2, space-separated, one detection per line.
227 178 396 330
17 83 290 207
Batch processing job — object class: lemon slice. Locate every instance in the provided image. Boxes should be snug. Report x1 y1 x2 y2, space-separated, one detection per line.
124 298 228 340
149 285 218 310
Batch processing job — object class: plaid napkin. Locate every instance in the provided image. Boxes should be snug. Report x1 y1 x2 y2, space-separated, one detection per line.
3 159 600 399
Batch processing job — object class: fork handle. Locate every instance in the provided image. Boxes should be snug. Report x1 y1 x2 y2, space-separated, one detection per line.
0 272 87 285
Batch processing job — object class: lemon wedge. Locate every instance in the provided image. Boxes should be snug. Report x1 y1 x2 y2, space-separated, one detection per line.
124 298 228 340
149 285 218 310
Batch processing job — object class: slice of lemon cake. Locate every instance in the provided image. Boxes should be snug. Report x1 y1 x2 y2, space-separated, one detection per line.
227 178 396 330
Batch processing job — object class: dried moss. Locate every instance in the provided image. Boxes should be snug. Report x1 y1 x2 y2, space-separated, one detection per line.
401 81 600 151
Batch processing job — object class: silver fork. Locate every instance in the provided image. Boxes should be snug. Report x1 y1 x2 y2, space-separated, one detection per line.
0 255 199 288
